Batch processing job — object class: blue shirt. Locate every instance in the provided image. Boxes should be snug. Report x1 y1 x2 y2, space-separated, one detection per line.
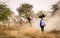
40 19 45 26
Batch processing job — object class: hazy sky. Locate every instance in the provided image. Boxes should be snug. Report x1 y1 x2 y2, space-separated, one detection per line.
0 0 59 15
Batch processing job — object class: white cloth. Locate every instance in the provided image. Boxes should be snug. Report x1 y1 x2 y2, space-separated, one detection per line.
41 20 45 26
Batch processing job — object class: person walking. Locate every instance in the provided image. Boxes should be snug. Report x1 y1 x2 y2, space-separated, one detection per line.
40 18 46 32
39 14 46 32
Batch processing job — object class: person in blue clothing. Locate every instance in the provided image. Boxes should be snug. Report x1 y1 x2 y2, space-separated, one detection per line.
40 17 46 32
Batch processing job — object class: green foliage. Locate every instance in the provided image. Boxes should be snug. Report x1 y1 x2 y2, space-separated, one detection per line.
17 3 33 18
24 13 30 18
36 10 43 17
0 3 12 21
39 10 43 14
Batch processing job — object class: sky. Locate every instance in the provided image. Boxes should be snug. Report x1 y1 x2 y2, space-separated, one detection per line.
0 0 59 15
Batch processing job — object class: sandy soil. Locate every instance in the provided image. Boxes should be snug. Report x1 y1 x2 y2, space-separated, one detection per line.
0 25 60 38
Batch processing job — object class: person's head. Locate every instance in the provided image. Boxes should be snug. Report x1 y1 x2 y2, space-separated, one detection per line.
41 17 43 20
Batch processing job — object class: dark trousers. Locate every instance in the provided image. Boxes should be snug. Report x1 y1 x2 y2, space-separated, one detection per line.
40 26 44 32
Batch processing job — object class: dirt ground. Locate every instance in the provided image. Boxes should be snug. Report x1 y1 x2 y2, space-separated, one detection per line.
0 25 60 38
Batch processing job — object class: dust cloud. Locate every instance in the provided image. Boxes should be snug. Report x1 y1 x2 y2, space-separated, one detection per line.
32 9 60 32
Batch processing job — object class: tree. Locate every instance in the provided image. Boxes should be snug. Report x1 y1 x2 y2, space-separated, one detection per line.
17 3 33 18
51 3 59 15
0 3 12 21
52 4 58 12
36 10 43 17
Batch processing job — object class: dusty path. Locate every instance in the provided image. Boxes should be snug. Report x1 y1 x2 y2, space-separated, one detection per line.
0 17 60 38
0 26 60 38
0 9 60 38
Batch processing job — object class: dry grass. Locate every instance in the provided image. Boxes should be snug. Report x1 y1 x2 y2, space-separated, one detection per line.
0 25 60 38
